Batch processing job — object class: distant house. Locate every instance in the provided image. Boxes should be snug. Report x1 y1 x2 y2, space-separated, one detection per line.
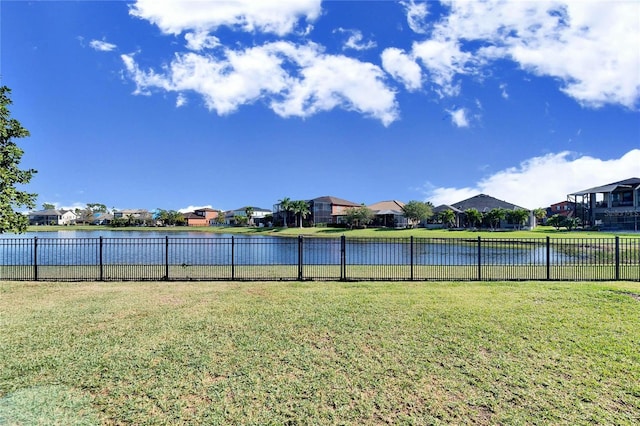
368 200 408 228
223 207 271 226
113 209 150 220
433 194 534 229
272 196 361 227
568 177 640 230
28 209 77 226
183 208 219 227
548 201 575 218
308 196 361 226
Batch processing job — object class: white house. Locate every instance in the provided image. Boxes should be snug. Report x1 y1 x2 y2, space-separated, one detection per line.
28 209 77 226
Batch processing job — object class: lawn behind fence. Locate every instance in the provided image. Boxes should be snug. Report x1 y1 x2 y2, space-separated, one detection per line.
1 280 639 424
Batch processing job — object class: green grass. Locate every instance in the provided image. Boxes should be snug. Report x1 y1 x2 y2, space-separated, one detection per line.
1 281 639 424
26 225 640 239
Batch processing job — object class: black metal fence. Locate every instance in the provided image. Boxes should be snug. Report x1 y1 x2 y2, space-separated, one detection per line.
0 236 638 282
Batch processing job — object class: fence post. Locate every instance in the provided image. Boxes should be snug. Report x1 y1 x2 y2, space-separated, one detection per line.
164 236 169 281
410 236 414 281
298 235 303 280
340 235 346 281
546 236 550 281
33 236 38 281
231 236 235 280
99 236 104 281
615 236 620 281
477 236 481 281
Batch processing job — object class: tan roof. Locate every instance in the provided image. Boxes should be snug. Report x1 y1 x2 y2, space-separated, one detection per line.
368 200 405 211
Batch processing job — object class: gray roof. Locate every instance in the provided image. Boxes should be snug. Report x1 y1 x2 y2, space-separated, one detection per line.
569 177 640 196
29 209 63 216
450 194 528 212
433 204 463 214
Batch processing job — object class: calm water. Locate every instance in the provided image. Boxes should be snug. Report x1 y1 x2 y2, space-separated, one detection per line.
0 230 569 266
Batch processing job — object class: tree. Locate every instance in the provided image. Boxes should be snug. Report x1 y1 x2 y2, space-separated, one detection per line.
464 208 482 228
78 203 108 224
42 203 55 210
532 208 547 225
344 205 375 229
547 214 564 230
485 208 506 229
291 200 310 228
244 206 254 226
278 197 293 227
438 209 456 228
156 209 185 226
506 209 530 230
0 86 37 233
401 201 433 228
213 210 226 225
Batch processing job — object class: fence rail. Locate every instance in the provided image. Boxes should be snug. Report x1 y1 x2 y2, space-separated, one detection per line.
0 236 638 282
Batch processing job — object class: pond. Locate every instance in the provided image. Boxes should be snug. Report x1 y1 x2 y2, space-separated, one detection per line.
0 230 571 266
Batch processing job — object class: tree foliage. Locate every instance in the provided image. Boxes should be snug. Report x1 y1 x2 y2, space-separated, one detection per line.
506 209 530 230
401 201 433 228
438 209 456 228
291 200 310 228
344 205 375 229
464 208 482 228
244 207 254 226
0 86 37 233
485 208 507 229
278 197 293 227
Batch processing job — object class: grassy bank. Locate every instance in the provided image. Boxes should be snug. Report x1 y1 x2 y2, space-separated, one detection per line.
25 224 640 239
1 281 639 424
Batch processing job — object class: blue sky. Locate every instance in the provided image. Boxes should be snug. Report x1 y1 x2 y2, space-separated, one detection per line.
2 0 639 213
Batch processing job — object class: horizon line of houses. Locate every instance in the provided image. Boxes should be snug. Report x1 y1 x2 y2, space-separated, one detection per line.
27 177 640 231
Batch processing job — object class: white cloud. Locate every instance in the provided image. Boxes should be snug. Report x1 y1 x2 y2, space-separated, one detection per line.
446 107 469 127
89 39 117 52
424 149 640 209
184 31 220 51
176 93 187 107
381 47 422 91
499 83 509 100
411 38 475 97
400 0 429 34
335 28 376 51
122 42 399 126
416 0 640 108
129 0 322 36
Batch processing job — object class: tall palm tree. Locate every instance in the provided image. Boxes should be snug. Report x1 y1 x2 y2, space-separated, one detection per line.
291 200 310 228
278 197 293 227
244 206 254 226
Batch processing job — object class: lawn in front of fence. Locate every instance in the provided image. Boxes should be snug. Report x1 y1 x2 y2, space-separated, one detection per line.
1 280 638 424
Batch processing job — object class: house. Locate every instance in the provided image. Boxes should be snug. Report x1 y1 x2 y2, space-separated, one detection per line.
433 194 534 229
548 201 575 218
431 204 464 228
113 209 150 220
223 207 272 226
308 196 361 226
183 208 219 227
272 196 361 227
28 209 77 226
568 177 640 231
368 200 408 228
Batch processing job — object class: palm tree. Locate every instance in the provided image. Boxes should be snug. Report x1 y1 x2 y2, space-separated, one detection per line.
278 197 293 227
291 200 310 228
244 206 254 226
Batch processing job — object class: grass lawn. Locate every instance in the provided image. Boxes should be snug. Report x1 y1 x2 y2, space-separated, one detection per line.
1 281 639 424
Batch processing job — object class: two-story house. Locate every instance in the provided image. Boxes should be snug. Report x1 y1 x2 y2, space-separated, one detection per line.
28 209 77 226
568 177 640 230
183 208 219 226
